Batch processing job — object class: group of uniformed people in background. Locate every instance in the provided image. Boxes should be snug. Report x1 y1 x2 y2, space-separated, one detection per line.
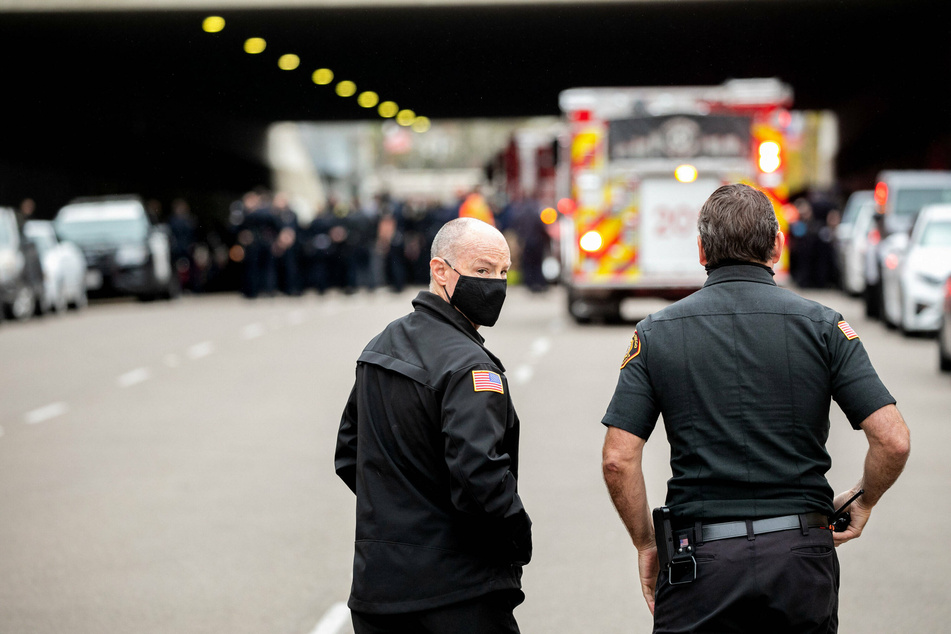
163 187 555 300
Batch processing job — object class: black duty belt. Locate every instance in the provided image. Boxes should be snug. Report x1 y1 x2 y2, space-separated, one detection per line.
698 512 829 542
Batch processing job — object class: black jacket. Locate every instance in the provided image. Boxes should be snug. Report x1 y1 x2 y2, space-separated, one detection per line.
335 291 532 614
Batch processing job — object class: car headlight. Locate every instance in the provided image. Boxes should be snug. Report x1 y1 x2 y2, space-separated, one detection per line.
115 244 149 266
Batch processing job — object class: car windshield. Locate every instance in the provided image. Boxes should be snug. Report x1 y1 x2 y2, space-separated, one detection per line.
893 188 951 216
919 220 951 247
27 231 56 255
840 193 873 226
54 203 149 245
0 213 14 248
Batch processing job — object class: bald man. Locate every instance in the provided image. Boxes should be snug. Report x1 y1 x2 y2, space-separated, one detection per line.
336 218 532 633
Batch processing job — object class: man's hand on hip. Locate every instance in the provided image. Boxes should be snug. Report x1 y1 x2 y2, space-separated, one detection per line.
832 494 872 547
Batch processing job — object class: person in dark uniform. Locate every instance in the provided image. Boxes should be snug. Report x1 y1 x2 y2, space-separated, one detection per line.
335 217 532 634
601 184 910 633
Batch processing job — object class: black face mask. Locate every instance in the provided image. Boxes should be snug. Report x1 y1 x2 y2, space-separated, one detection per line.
443 260 507 327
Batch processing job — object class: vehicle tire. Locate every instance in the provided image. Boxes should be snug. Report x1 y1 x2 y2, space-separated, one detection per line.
71 286 88 310
162 275 181 301
940 348 951 373
53 283 69 314
8 285 36 322
864 281 881 319
567 290 593 325
602 300 623 325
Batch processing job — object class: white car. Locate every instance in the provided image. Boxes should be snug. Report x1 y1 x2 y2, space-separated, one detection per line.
835 190 876 296
938 274 951 372
878 232 909 329
23 220 88 312
893 204 951 334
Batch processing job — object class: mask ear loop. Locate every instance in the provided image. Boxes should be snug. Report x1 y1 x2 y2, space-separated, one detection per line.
439 258 456 304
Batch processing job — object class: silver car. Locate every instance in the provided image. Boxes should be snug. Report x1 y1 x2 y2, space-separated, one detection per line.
835 190 876 296
23 220 88 312
939 274 951 372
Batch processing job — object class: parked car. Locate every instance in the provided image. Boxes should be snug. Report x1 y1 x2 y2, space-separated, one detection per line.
53 197 178 301
865 171 951 319
939 274 951 372
890 204 951 334
0 207 46 322
835 190 876 296
878 231 910 329
23 220 88 312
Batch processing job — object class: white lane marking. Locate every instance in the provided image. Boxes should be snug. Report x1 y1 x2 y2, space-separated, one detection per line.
117 367 152 388
24 402 70 424
164 353 181 368
512 365 534 385
530 336 551 359
309 601 350 634
186 341 215 360
242 322 266 340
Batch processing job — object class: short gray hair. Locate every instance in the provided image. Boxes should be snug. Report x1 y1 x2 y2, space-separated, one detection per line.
430 218 472 263
697 184 779 266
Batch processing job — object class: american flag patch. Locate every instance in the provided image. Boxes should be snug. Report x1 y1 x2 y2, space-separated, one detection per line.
679 536 690 548
472 370 504 394
838 320 859 340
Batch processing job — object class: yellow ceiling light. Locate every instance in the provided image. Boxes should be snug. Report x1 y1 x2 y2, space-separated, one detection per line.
357 91 379 108
278 54 300 71
378 101 398 118
396 109 416 126
411 116 431 133
336 81 357 97
312 68 333 85
202 16 225 33
244 38 266 54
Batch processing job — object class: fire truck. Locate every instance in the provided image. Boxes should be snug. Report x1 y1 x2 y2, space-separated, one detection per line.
558 78 804 322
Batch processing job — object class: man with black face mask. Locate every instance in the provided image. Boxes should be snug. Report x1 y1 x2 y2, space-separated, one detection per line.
335 217 531 633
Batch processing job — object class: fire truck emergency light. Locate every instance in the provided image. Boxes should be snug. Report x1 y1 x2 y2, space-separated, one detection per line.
580 230 603 253
758 141 781 173
675 164 698 183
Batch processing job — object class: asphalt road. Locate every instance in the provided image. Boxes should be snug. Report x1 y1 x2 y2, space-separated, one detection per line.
0 286 947 633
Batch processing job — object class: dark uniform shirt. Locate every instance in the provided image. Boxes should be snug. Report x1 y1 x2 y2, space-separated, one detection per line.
335 291 532 615
602 264 895 521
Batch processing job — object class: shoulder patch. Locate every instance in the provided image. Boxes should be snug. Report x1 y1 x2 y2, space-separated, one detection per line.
472 370 504 394
838 320 859 340
620 330 641 369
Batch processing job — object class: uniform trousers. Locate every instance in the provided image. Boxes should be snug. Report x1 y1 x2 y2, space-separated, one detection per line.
350 590 522 634
653 525 839 633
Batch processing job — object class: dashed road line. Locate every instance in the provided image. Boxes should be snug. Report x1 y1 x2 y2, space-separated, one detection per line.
530 336 551 359
186 341 215 360
511 365 534 385
310 601 350 634
117 367 152 388
242 322 266 340
24 402 69 424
